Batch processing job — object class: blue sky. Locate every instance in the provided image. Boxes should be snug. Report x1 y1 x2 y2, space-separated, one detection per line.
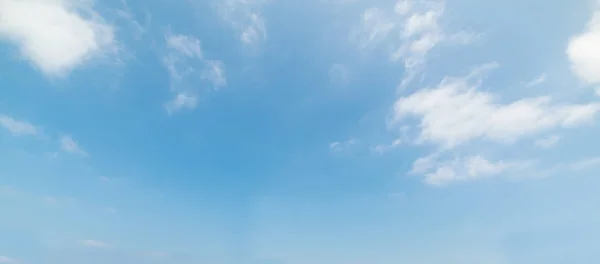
1 0 600 263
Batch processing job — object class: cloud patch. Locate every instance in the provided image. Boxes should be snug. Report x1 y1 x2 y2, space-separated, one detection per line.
567 10 600 85
60 135 88 157
0 115 37 136
390 64 600 148
162 33 227 114
412 155 529 186
0 0 116 77
353 0 478 87
219 0 268 49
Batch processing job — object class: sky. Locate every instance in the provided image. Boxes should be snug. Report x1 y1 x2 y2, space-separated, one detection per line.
1 0 600 263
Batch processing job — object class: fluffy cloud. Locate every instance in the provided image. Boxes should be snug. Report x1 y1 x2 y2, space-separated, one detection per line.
567 10 600 84
0 0 116 76
353 0 477 86
413 155 527 186
219 0 267 48
391 64 600 148
60 135 88 157
0 115 37 136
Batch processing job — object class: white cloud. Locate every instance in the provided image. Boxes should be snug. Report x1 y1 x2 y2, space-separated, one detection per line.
164 92 198 114
330 138 357 151
570 156 600 171
163 33 227 113
166 34 203 58
595 87 600 97
534 135 561 149
0 0 116 77
202 60 227 88
416 155 525 186
60 135 88 157
354 8 396 49
79 239 110 248
0 115 37 136
219 0 268 48
353 0 477 87
567 10 600 84
391 64 600 148
0 256 19 263
373 138 402 154
524 73 547 88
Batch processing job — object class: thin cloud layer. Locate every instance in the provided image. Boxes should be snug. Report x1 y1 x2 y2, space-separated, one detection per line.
0 0 116 77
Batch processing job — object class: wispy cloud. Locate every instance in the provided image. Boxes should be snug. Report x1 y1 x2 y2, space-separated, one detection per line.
352 0 479 87
330 138 357 151
219 0 268 49
139 251 168 258
60 135 88 157
162 33 227 114
42 196 58 206
413 155 530 186
202 60 227 89
329 64 349 85
0 0 117 77
373 138 402 154
524 73 547 88
534 135 561 149
0 115 37 136
79 240 110 248
0 256 20 263
570 156 600 171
